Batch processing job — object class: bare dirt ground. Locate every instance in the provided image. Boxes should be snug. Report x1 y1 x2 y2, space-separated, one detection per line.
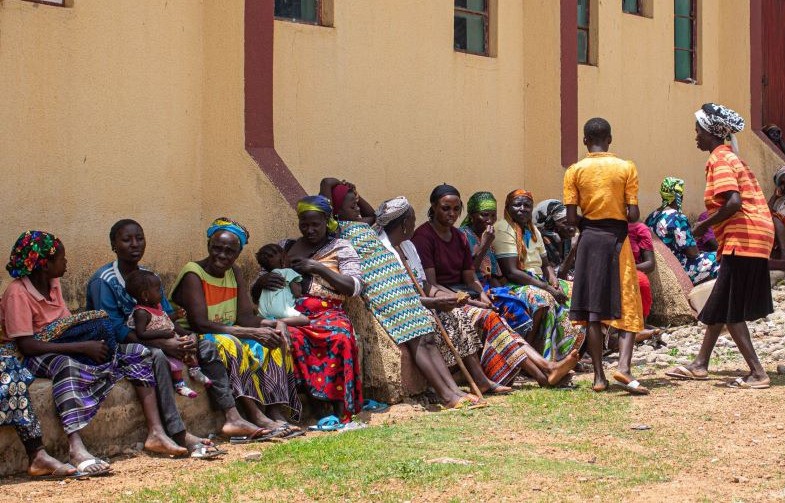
4 359 785 502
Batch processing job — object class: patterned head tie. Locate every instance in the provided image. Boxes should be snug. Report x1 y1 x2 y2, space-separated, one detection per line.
206 217 249 249
6 230 63 278
460 192 497 227
695 103 745 154
297 195 339 233
533 199 567 231
375 196 412 229
659 177 685 210
504 189 537 270
774 166 785 188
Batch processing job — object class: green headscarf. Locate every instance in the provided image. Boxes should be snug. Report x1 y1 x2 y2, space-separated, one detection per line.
460 191 497 227
659 177 685 211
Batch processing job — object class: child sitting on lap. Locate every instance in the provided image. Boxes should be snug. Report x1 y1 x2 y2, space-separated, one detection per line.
125 270 212 398
255 244 309 326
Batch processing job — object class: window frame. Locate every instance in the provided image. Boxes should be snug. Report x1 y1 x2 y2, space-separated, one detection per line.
577 0 591 65
454 1 490 57
23 0 68 6
674 0 697 83
622 0 641 15
274 0 323 26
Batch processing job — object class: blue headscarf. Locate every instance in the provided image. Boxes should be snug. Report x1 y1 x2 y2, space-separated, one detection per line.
206 217 249 248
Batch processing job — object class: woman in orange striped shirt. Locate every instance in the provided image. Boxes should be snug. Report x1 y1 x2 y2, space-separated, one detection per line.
666 103 774 388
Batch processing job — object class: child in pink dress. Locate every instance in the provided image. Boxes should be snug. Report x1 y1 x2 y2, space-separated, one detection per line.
125 270 211 398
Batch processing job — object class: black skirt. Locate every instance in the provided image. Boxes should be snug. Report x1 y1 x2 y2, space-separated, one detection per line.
698 254 773 324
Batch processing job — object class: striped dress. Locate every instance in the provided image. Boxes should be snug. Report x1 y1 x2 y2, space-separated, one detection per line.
338 220 434 344
170 262 301 419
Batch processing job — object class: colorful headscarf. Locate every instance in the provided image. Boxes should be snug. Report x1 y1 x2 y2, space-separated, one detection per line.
375 196 412 229
533 199 567 231
504 190 537 270
206 217 249 248
659 177 685 211
331 184 352 216
297 195 339 233
695 103 745 154
460 191 497 227
774 165 785 188
6 230 63 278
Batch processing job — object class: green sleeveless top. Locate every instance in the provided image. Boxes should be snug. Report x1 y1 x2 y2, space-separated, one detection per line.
171 262 238 329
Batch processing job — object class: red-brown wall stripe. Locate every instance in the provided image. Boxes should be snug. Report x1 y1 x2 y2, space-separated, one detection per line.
560 0 578 167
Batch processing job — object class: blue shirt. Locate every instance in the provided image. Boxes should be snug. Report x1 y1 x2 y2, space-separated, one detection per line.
85 261 173 342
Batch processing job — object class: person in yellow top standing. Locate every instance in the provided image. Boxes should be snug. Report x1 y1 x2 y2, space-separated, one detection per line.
563 118 646 394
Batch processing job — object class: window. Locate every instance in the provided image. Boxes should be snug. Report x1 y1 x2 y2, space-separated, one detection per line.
622 0 641 14
454 0 488 56
674 0 697 82
23 0 68 5
275 0 320 25
577 0 590 64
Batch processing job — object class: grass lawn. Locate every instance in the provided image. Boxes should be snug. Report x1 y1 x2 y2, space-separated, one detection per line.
131 383 683 502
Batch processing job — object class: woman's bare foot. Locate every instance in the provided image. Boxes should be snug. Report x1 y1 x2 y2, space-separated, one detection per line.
183 432 213 450
546 350 580 386
27 449 77 477
70 449 112 476
635 328 659 344
144 431 189 457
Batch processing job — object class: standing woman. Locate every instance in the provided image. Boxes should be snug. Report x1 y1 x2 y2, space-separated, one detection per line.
170 219 302 437
667 103 774 387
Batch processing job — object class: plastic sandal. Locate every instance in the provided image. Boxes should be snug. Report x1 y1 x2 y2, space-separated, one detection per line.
189 443 227 459
307 415 344 432
361 399 390 413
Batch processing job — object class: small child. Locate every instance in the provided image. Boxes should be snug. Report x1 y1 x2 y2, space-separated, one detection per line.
255 244 309 326
125 269 212 398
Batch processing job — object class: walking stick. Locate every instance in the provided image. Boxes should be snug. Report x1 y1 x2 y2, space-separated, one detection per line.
394 245 484 400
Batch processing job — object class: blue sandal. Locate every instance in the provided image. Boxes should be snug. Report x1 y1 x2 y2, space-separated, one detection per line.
307 415 344 432
361 399 389 413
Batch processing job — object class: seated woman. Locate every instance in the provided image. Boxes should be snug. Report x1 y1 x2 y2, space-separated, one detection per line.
380 196 578 388
322 178 505 400
0 347 79 478
170 219 302 440
533 199 578 280
461 190 583 361
86 219 251 453
2 231 187 476
645 177 719 285
458 192 505 287
277 196 364 423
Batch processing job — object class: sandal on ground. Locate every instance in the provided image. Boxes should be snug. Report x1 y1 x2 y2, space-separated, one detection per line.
443 396 489 411
361 399 390 413
612 371 650 395
229 426 285 444
485 383 513 395
727 376 771 389
307 415 345 432
75 458 112 477
279 423 306 439
336 421 367 433
30 463 86 480
664 365 708 381
189 443 227 459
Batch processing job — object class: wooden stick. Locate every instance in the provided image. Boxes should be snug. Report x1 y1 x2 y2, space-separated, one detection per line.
394 245 484 400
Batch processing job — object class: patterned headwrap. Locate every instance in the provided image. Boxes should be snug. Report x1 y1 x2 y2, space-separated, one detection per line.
206 217 249 249
375 196 412 229
659 177 685 211
460 191 497 227
6 230 63 278
533 199 567 231
695 103 745 154
504 190 537 270
297 195 339 233
774 166 785 188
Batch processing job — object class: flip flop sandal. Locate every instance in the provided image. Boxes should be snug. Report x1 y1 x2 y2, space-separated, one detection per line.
30 464 87 480
308 415 345 432
444 396 489 411
486 383 513 395
76 458 112 477
665 365 708 381
612 371 650 395
727 377 771 389
336 421 367 433
278 423 306 439
229 426 285 444
189 443 227 459
361 399 390 413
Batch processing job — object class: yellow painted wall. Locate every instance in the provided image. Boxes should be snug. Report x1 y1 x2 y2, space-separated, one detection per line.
578 0 781 219
0 0 293 301
272 0 564 218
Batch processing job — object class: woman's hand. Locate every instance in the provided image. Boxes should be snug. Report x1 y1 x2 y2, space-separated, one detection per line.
81 341 110 363
257 271 285 291
290 258 322 275
242 327 284 349
275 321 292 348
546 285 568 304
692 221 709 239
480 225 495 248
433 296 459 312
